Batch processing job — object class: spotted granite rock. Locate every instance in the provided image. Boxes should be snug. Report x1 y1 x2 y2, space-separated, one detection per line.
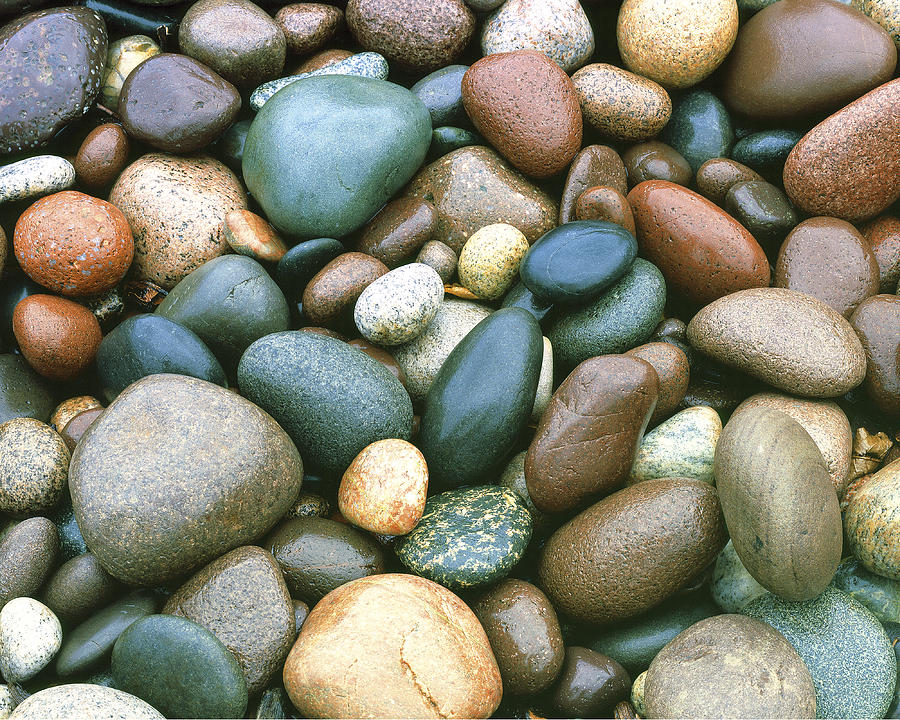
0 156 74 204
629 406 721 485
0 418 70 517
0 598 62 683
9 685 163 720
458 223 529 300
844 458 900 580
0 685 12 719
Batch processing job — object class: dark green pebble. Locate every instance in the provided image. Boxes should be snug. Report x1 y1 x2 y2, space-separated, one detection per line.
209 119 251 174
0 354 54 425
731 129 803 180
49 501 88 563
411 64 469 126
725 180 798 250
428 126 482 160
661 90 734 173
501 281 553 323
275 237 345 302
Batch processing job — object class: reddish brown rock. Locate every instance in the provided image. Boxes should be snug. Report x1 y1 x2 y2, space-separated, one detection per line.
721 0 897 121
292 48 353 73
696 158 763 205
574 186 636 236
550 647 631 718
625 341 690 425
59 407 104 451
525 354 659 514
14 190 134 297
73 123 129 188
353 197 437 268
276 3 343 55
783 78 900 222
861 215 900 293
559 145 628 224
302 252 388 326
49 396 102 434
850 294 900 415
347 338 407 387
13 295 103 381
628 180 770 306
775 217 880 317
462 50 583 179
622 142 692 188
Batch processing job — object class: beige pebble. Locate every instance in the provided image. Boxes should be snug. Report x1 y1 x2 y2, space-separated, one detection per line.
458 223 529 300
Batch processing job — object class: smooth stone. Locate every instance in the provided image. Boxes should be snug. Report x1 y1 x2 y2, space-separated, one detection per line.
644 614 816 718
0 417 69 516
526 354 659 513
275 237 344 302
520 220 637 305
293 48 356 73
0 598 61 683
731 129 803 180
783 78 900 222
0 516 58 606
711 539 768 612
49 396 101 434
498 450 549 532
347 339 408 388
244 76 430 239
302 252 389 328
55 590 159 677
429 125 482 160
49 501 87 563
559 145 628 224
41 552 119 622
715 407 842 600
547 258 666 372
862 215 900 292
621 141 692 187
458 223 529 300
111 614 248 719
531 336 553 422
725 180 798 249
69 374 304 585
661 90 733 173
629 406 721 485
209 118 250 173
223 209 287 263
696 157 763 205
238 331 412 476
849 294 900 414
0 156 74 204
283 574 502 719
74 123 129 189
461 49 582 179
539 478 726 624
156 254 290 367
109 153 247 290
59 408 103 451
0 354 54 424
721 0 897 121
353 198 437 269
417 308 542 488
163 546 294 694
405 146 558 253
501 281 552 323
744 587 896 719
9 685 163 720
573 186 636 235
854 0 900 47
625 342 691 425
101 34 160 110
411 65 468 127
834 557 900 624
0 7 107 154
550 647 630 718
275 3 343 55
844 459 900 579
416 240 458 283
472 579 564 697
617 0 738 89
687 287 867 397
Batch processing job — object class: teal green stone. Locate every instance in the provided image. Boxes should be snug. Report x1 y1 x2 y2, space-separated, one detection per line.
418 308 542 489
501 281 553 323
882 621 900 719
237 331 413 477
411 65 468 126
744 587 897 719
0 354 54 424
661 90 733 173
210 119 251 174
731 129 803 180
428 126 482 161
547 258 666 372
242 75 432 239
112 614 248 720
396 485 532 591
833 557 900 624
49 501 87 563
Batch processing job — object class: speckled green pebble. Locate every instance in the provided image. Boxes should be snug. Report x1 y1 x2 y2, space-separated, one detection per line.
833 557 900 624
629 406 721 485
396 485 532 591
711 539 768 612
661 90 734 173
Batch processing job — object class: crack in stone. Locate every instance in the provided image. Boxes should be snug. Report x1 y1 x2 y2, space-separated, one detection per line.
398 623 448 719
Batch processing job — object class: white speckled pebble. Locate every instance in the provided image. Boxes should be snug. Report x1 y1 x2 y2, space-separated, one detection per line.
0 685 13 720
711 539 768 612
482 0 595 73
629 405 722 485
10 684 164 720
354 263 444 346
0 598 62 683
0 156 75 205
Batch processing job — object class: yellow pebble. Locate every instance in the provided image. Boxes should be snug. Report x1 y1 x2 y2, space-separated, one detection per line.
457 223 529 301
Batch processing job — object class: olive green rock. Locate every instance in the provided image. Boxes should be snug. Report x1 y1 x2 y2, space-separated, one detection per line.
112 614 248 719
242 75 432 239
0 354 54 424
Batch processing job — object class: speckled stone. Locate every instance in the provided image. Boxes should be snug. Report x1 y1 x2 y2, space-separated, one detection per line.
223 209 288 263
276 3 343 55
109 153 247 290
560 145 629 224
69 374 304 585
481 0 593 73
396 485 532 591
101 35 160 110
744 587 896 719
458 223 529 300
624 342 690 425
354 198 438 269
74 124 129 189
163 546 295 694
416 240 457 283
844 458 900 579
9 685 163 720
711 540 768 612
784 78 900 222
303 252 389 327
0 516 58 607
850 294 900 414
834 557 900 624
622 141 692 187
41 552 119 622
572 63 671 141
353 263 444 346
629 406 721 485
0 597 62 683
0 417 68 517
0 685 11 719
573 186 636 235
696 157 763 205
405 146 558 253
0 156 74 204
293 48 353 73
862 215 900 292
854 0 900 48
617 0 739 89
687 288 867 397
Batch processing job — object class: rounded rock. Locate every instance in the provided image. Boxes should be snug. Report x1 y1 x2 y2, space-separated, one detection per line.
622 141 692 187
624 342 690 425
853 0 900 48
725 179 798 250
101 34 160 111
223 209 288 263
41 552 119 622
849 294 900 414
303 252 389 328
0 597 62 683
550 647 631 718
573 186 636 235
629 406 721 485
9 685 163 720
0 516 58 606
0 417 69 517
276 3 343 55
73 123 129 189
354 198 438 269
458 223 529 300
844 458 900 580
861 214 900 293
696 157 763 205
560 145 628 224
711 539 768 612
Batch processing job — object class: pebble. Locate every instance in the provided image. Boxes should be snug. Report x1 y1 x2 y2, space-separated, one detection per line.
223 209 288 263
101 35 160 110
0 598 62 683
0 516 58 606
560 145 628 224
41 552 119 622
9 685 163 720
481 0 594 73
629 406 722 485
661 89 734 173
276 3 343 55
354 198 437 269
458 223 529 300
696 157 763 205
550 647 631 718
411 65 468 127
73 123 129 189
49 396 101 434
724 179 798 249
844 458 900 580
276 237 344 302
711 539 768 612
625 342 690 425
862 215 900 292
621 141 692 187
293 48 353 73
354 263 444 345
573 186 636 235
854 0 900 48
849 294 900 414
462 50 582 179
0 354 54 426
0 686 11 720
416 240 458 283
303 252 388 327
59 407 103 451
0 417 69 516
732 128 803 180
0 156 74 205
834 557 900 624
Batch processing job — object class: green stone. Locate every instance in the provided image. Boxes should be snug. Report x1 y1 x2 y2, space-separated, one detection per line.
428 126 482 161
0 354 54 425
882 621 900 719
833 557 900 624
242 75 432 239
731 129 803 181
112 614 248 719
724 180 799 250
661 90 734 173
396 485 532 591
48 501 87 563
410 64 468 126
547 258 666 372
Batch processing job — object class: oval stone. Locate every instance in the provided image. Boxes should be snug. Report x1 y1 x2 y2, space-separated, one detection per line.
862 215 900 292
550 647 631 718
0 597 61 682
625 342 691 425
275 236 345 302
41 552 119 622
849 294 900 414
622 141 693 187
844 458 900 580
9 685 163 720
560 144 628 224
696 157 763 205
629 406 721 485
661 90 734 173
74 123 130 189
725 180 798 250
303 252 389 328
353 198 437 269
0 516 57 607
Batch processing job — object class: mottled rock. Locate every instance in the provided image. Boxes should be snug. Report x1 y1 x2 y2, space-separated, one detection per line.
0 516 58 607
844 458 900 580
458 223 529 300
353 263 444 345
41 552 119 622
0 597 61 683
0 156 74 204
276 3 343 55
0 417 68 516
629 406 721 485
101 35 160 110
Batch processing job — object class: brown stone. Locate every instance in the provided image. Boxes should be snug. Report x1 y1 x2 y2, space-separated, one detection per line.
163 545 295 693
283 574 502 719
775 216 880 317
276 3 343 55
559 145 628 225
629 180 770 306
783 78 900 222
861 215 900 292
574 186 636 235
696 158 763 205
49 396 102 434
300 326 348 342
622 142 692 188
625 342 690 425
74 123 129 189
462 50 581 179
347 339 407 387
302 252 388 327
292 48 353 73
526 354 659 513
721 0 897 121
0 418 70 517
353 197 437 268
119 53 241 154
346 0 474 73
223 209 288 263
59 407 104 451
843 458 900 580
850 294 900 415
472 579 564 697
14 190 133 297
0 516 58 607
539 477 726 624
41 552 120 622
550 647 631 718
416 240 457 283
13 295 102 381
